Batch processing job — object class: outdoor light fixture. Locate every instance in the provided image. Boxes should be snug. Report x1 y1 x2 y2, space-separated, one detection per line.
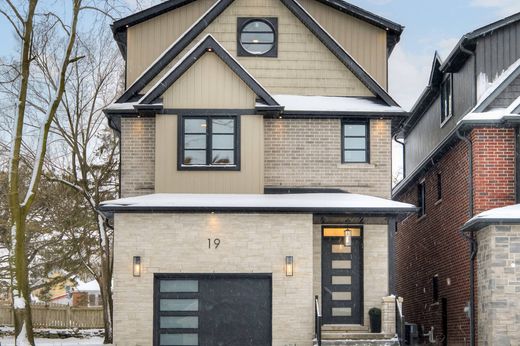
344 230 352 246
133 256 141 277
285 256 294 276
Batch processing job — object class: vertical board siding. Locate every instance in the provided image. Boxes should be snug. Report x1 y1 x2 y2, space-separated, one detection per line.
298 0 388 89
163 53 256 109
126 0 217 86
155 115 264 194
132 0 374 97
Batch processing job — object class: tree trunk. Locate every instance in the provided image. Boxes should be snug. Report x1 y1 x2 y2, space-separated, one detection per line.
97 219 113 344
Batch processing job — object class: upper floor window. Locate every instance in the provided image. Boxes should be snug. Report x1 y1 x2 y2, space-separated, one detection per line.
342 121 370 163
418 180 426 217
440 74 453 126
179 116 239 170
237 18 278 57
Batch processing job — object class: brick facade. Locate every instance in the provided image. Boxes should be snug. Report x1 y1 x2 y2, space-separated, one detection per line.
120 117 155 197
396 127 518 345
264 118 392 198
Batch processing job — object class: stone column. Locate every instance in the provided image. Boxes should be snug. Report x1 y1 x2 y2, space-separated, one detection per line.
381 296 396 334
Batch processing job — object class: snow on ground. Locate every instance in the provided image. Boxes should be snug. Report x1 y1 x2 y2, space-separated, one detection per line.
0 337 106 346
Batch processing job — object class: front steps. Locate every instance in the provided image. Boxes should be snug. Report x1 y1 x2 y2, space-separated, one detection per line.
315 325 399 346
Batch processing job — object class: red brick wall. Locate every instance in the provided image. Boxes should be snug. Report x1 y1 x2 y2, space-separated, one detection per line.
471 128 516 214
395 127 517 345
396 140 472 345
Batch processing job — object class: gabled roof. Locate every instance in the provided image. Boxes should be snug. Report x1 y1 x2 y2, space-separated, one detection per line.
112 0 403 58
116 0 400 107
141 34 279 106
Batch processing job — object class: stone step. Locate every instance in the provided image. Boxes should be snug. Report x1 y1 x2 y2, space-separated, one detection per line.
320 339 399 346
322 324 370 332
322 332 395 340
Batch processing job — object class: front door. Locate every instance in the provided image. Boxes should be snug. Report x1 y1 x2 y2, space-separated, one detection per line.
321 226 363 324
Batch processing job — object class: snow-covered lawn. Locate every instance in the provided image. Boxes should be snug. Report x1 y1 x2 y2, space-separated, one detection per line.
0 336 106 345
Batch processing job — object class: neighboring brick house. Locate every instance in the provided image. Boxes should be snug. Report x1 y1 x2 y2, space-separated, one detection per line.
393 13 520 346
100 1 416 345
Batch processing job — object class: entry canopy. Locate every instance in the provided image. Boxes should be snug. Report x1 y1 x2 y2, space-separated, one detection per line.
100 193 417 215
461 204 520 232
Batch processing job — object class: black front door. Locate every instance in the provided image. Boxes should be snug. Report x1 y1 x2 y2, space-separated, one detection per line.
155 274 272 346
321 227 363 324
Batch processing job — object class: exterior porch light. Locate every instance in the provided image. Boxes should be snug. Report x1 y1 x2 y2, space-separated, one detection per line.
133 256 141 277
344 230 352 246
285 256 294 276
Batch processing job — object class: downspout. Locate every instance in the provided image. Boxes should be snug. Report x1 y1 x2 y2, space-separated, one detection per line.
393 134 406 178
457 129 476 346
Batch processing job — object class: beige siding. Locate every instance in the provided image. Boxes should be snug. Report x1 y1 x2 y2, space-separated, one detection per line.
126 0 216 86
113 213 314 346
298 0 388 89
163 52 256 109
139 0 373 97
155 114 264 193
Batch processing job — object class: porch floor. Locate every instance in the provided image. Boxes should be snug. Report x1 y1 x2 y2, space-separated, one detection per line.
317 325 398 346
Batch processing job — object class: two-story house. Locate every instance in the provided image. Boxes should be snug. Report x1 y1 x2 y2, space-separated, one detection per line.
100 1 416 345
393 13 520 346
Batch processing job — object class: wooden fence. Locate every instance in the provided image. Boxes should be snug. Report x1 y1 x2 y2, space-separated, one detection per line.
0 303 104 329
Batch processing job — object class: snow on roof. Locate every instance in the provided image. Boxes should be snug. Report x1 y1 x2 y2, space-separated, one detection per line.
458 93 520 125
473 57 520 112
76 280 100 293
462 204 520 231
104 102 139 111
258 95 404 113
100 193 416 214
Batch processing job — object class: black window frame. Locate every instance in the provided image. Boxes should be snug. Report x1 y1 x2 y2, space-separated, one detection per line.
342 120 370 164
237 17 278 58
437 172 442 201
440 74 453 127
418 180 426 217
432 275 439 302
178 115 240 171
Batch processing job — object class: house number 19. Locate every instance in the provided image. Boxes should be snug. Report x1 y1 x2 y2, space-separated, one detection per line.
208 238 221 249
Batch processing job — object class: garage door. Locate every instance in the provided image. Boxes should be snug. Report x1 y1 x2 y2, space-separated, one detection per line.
154 274 272 346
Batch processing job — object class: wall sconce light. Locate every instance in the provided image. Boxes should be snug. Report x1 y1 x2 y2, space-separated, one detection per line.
285 256 294 276
344 230 352 246
133 256 141 277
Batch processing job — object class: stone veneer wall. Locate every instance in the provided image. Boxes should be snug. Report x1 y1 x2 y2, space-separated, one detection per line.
113 213 314 346
264 118 392 198
120 117 155 197
313 222 389 327
477 224 520 346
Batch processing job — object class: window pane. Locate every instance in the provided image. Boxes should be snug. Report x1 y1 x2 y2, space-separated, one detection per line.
241 43 273 55
185 118 207 133
160 299 198 312
344 124 366 137
184 150 206 165
344 150 366 162
240 32 274 43
212 150 234 165
160 333 198 346
212 134 234 150
160 316 198 329
160 280 198 293
243 21 271 32
184 135 206 150
344 137 366 150
212 119 234 133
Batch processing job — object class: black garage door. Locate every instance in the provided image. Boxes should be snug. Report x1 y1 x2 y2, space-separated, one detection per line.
154 274 272 346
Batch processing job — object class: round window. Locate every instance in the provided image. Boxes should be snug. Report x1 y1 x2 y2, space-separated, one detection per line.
239 19 275 55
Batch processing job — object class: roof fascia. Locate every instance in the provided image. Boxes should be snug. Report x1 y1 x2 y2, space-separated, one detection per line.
461 218 520 233
140 35 278 106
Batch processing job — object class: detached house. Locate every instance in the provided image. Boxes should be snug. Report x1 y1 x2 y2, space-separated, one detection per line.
100 1 415 345
393 13 520 346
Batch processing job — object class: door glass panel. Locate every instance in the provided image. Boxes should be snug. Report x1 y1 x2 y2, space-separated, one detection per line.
160 316 198 329
332 260 351 269
332 245 351 254
332 307 352 317
323 227 361 237
160 333 198 346
332 276 351 285
160 280 198 293
160 299 198 312
332 292 352 301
